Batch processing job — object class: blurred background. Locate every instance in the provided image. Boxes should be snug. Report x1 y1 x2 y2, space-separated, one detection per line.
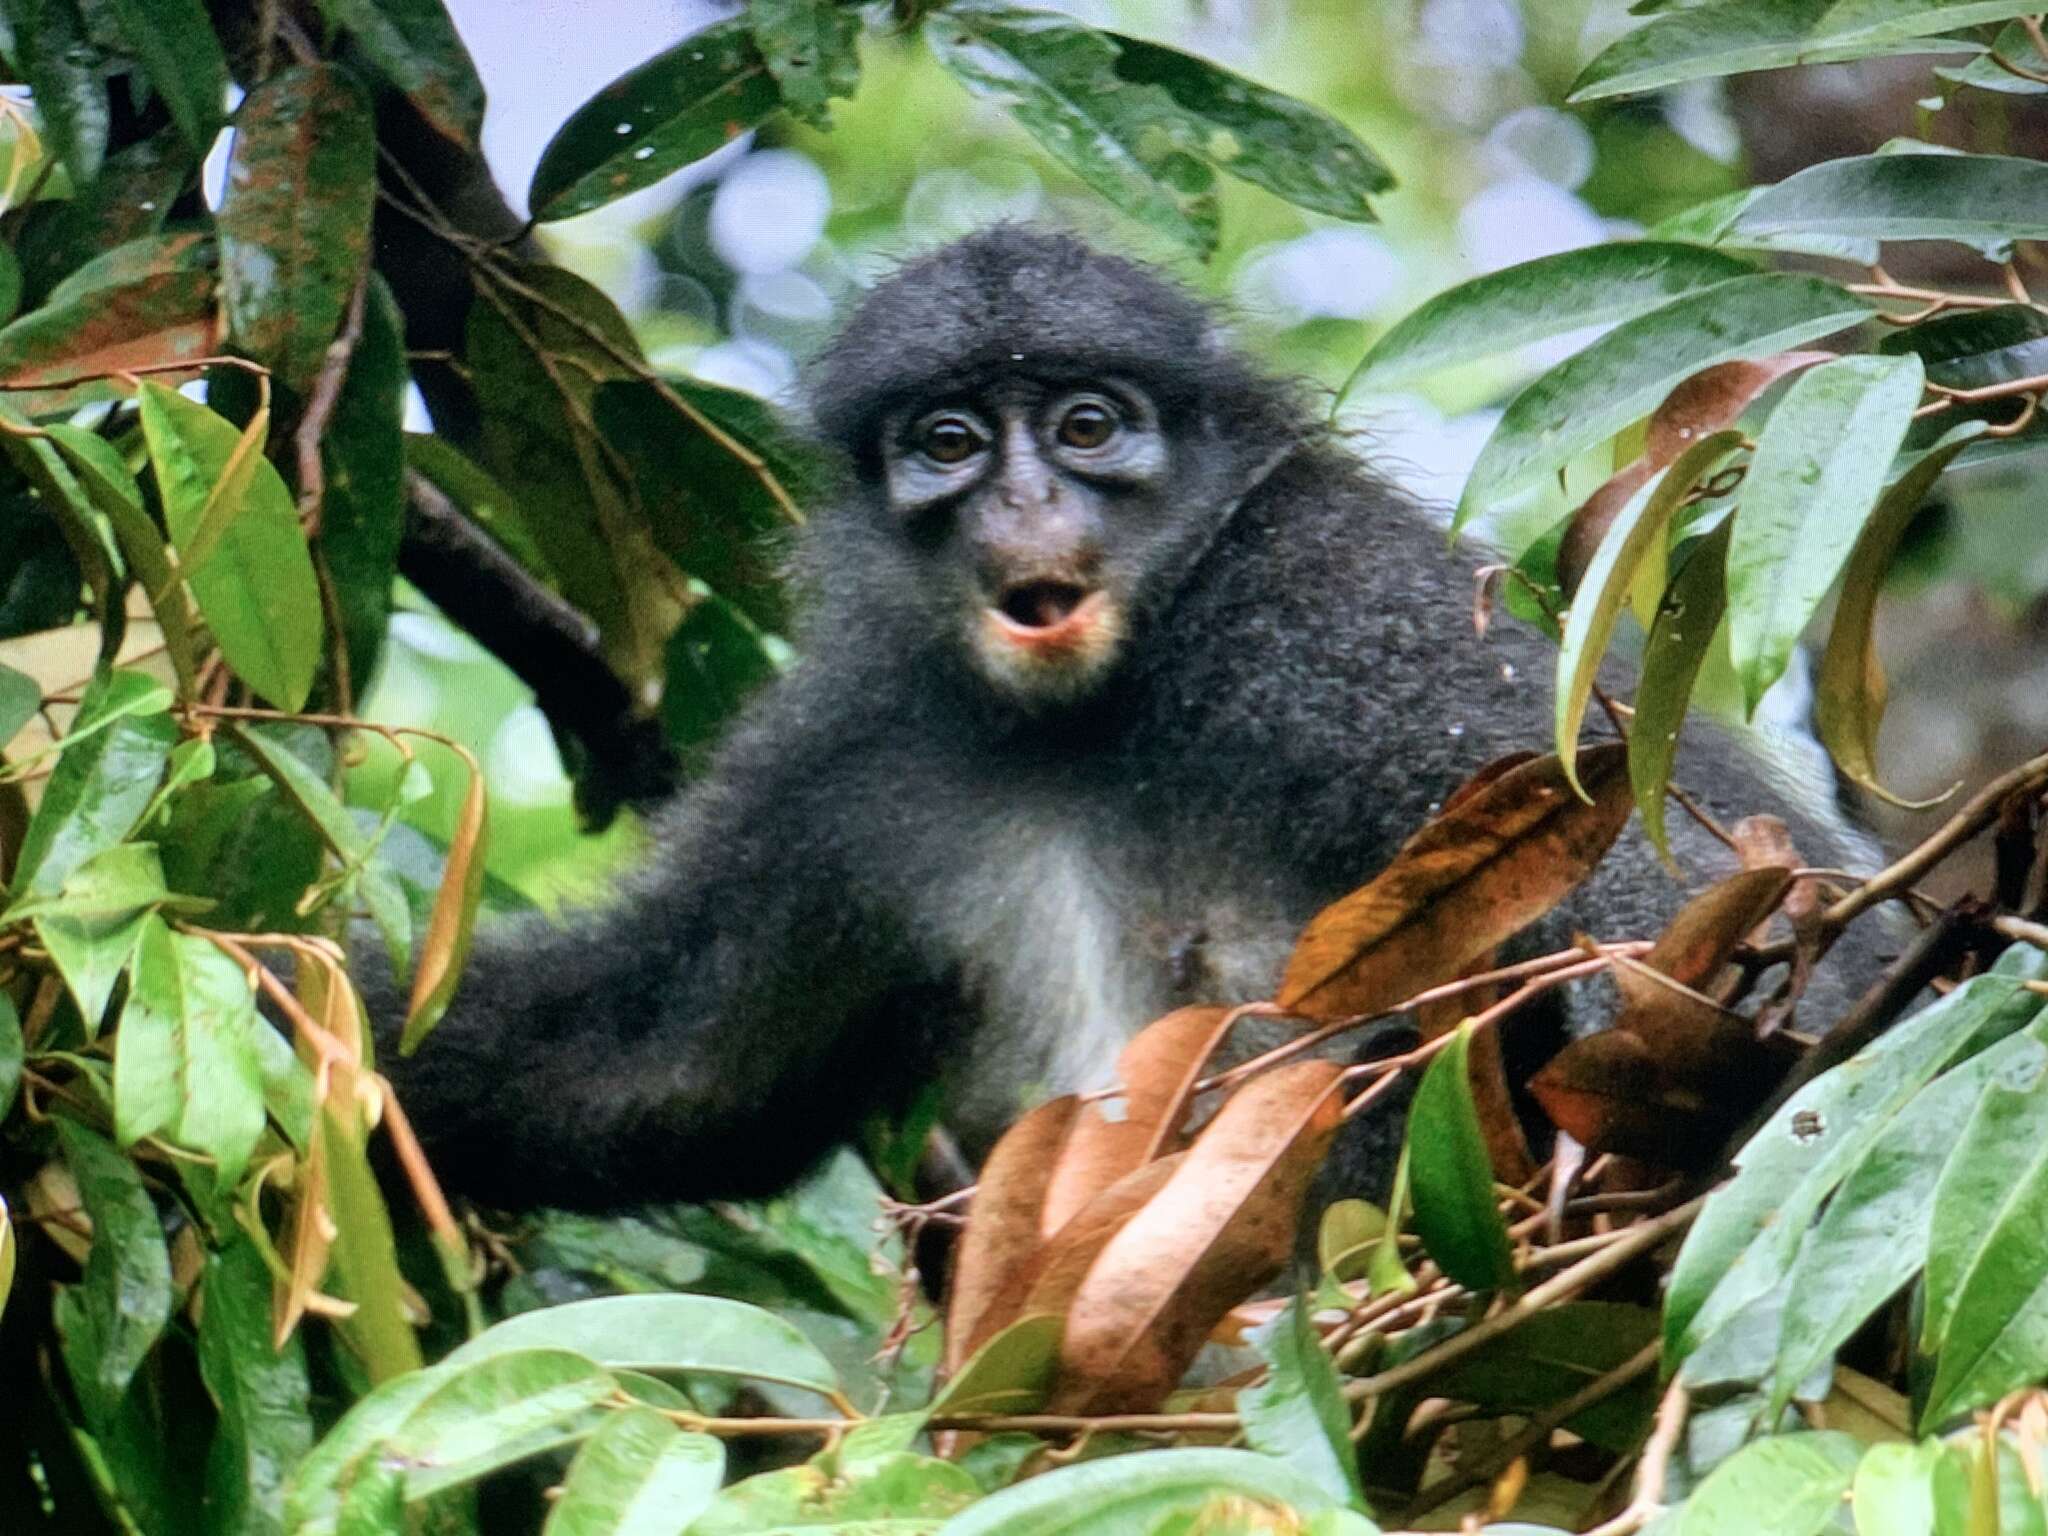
365 0 2048 902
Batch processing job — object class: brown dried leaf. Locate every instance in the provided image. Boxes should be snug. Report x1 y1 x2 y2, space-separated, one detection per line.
1279 745 1635 1022
1528 1032 1700 1163
944 1096 1079 1373
400 746 488 1054
1040 1005 1234 1235
1050 1060 1345 1414
1640 865 1794 993
1557 353 1829 597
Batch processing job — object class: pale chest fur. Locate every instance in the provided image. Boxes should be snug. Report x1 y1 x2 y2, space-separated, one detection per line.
925 823 1299 1155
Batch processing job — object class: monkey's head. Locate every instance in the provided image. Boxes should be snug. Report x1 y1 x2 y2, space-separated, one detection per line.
805 228 1301 715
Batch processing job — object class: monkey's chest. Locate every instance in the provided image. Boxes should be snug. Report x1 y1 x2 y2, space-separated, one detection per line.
927 834 1297 1156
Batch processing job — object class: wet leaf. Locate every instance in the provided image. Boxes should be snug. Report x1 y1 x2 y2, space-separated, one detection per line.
316 0 486 148
927 3 1220 256
399 743 484 1052
1727 352 1925 713
1631 519 1732 863
1345 242 1752 397
52 1118 173 1428
1814 423 1984 806
1107 32 1391 221
1280 745 1635 1021
1648 184 1880 264
217 64 377 396
1052 1059 1343 1414
543 1407 724 1536
1408 1023 1515 1290
139 381 323 710
1456 274 1871 527
104 0 228 150
1555 430 1743 796
528 18 781 221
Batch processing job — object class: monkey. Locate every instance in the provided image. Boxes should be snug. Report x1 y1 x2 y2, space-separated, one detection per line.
375 227 1886 1212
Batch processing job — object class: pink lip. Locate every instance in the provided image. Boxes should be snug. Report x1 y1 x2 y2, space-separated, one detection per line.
987 589 1110 652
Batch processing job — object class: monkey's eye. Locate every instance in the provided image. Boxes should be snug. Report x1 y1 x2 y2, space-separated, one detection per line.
1056 400 1119 451
918 414 987 466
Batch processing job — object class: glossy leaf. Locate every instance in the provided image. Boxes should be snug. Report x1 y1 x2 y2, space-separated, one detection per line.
1727 353 1924 713
1648 185 1880 265
1673 1432 1863 1536
51 1118 173 1428
1814 423 1983 806
9 669 177 897
1107 33 1391 221
927 3 1220 255
528 19 781 221
197 1236 313 1536
693 1450 978 1533
113 916 268 1190
381 1348 616 1494
1631 520 1731 862
1408 1023 1516 1291
217 64 378 396
315 0 486 148
1345 242 1753 396
935 1448 1360 1536
1239 1299 1362 1508
1457 274 1871 525
1736 151 2048 247
748 0 860 127
139 381 324 710
543 1408 723 1536
30 844 164 1025
104 0 228 150
1556 430 1742 796
1665 946 2048 1368
446 1294 842 1397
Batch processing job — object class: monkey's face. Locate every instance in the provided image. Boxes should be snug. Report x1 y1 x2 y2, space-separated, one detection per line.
877 378 1177 708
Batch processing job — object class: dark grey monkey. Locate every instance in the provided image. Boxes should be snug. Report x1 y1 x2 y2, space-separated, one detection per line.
377 228 1884 1210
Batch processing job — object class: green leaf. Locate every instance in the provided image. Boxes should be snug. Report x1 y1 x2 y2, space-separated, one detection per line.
16 130 189 305
1937 19 2048 96
10 0 110 181
1407 1022 1515 1291
0 992 20 1120
1430 1302 1659 1453
1877 303 2048 391
934 1448 1360 1536
1345 242 1754 397
542 1408 724 1536
28 842 166 1026
663 591 781 765
314 0 486 148
1735 152 2048 248
198 1235 313 1536
747 0 861 127
1817 0 2048 49
1557 430 1743 796
8 668 177 898
926 3 1220 256
1631 519 1731 863
51 1118 173 1428
1813 423 1984 806
446 1294 843 1398
1457 274 1871 527
1673 1432 1862 1536
1106 33 1392 222
0 660 38 750
1239 1299 1364 1509
928 1313 1059 1418
318 273 408 693
1569 1 1987 103
1648 186 1880 264
217 63 378 396
103 0 228 150
379 1349 617 1498
113 916 268 1190
0 249 216 416
1726 353 1924 713
528 18 782 221
1850 1440 1969 1536
694 1451 978 1533
139 381 324 710
404 432 560 586
1665 946 2048 1369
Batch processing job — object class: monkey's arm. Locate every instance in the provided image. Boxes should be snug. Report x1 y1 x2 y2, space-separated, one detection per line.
368 731 933 1211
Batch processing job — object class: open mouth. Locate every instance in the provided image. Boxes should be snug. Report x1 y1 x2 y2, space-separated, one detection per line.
987 581 1110 649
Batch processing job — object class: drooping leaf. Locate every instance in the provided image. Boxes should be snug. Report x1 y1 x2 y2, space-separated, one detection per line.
1407 1023 1516 1291
1735 150 2048 248
747 0 861 127
139 381 324 710
1813 422 1983 806
527 18 782 221
1239 1299 1363 1508
103 0 228 150
216 64 378 396
399 744 485 1052
1345 243 1753 397
51 1118 174 1428
926 3 1220 256
1726 352 1924 713
315 0 487 148
542 1408 724 1536
1457 274 1871 526
1631 520 1732 862
1280 746 1635 1021
1107 32 1392 222
946 1095 1081 1372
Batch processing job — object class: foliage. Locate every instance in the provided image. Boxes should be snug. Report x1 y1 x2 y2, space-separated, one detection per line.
0 2 2046 1535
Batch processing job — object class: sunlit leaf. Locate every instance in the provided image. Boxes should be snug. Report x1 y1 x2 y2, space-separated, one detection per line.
748 0 860 127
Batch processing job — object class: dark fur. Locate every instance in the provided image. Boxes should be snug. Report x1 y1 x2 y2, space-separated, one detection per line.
379 229 1884 1210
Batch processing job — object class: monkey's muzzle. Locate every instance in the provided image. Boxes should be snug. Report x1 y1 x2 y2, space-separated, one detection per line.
989 581 1110 652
